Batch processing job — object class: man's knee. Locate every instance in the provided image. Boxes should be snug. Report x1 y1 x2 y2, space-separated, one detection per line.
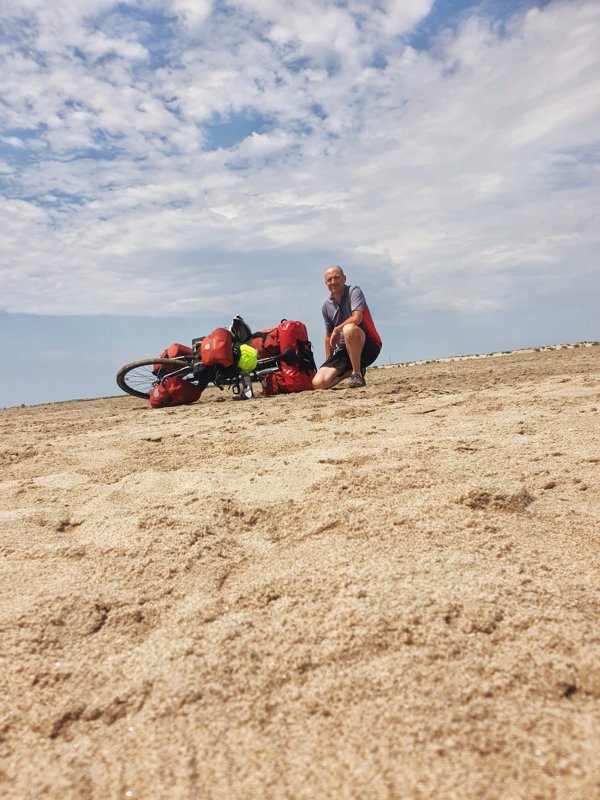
312 367 342 390
312 369 331 390
342 322 365 343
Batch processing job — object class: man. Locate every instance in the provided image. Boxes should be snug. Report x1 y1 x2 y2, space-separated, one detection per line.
312 264 382 390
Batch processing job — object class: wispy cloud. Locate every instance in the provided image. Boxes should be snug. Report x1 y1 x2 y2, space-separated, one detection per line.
1 0 598 326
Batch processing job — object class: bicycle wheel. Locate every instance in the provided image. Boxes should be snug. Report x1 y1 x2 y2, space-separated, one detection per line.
116 358 194 399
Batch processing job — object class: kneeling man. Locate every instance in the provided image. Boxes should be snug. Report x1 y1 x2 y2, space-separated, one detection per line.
312 264 382 390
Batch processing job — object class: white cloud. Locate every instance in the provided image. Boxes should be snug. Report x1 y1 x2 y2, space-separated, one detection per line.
381 0 434 35
0 0 598 333
169 0 212 29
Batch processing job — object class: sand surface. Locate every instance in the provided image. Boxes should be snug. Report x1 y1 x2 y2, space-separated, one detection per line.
1 345 599 800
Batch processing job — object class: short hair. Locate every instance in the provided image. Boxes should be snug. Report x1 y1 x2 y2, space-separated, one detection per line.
324 264 345 277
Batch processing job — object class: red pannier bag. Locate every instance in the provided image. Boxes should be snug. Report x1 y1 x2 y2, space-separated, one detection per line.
251 327 280 359
260 370 288 396
199 327 234 367
152 343 193 375
277 320 316 393
149 376 202 408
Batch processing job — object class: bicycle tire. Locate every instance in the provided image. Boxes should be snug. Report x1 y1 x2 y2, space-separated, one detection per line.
116 357 194 399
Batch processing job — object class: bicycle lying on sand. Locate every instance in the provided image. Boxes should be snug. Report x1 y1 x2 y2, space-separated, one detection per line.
116 316 315 401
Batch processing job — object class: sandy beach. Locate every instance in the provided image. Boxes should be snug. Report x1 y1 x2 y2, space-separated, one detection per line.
1 344 599 800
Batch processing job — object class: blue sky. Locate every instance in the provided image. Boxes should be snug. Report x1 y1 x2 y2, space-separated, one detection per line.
1 0 598 407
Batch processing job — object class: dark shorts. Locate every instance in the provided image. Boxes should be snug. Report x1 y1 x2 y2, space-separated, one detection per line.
320 337 381 375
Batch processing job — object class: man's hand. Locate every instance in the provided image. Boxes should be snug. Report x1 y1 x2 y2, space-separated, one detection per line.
329 327 341 349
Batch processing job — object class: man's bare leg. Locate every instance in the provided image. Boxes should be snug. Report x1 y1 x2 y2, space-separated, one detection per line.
312 365 349 390
342 323 365 374
312 324 365 389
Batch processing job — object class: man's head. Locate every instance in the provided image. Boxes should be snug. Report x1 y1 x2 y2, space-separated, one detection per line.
324 264 346 297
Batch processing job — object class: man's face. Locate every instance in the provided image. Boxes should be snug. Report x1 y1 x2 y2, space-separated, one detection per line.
325 268 345 295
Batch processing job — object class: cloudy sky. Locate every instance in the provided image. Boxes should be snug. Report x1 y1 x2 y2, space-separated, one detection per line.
1 0 598 406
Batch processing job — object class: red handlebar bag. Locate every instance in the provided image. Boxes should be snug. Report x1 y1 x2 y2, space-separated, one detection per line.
199 327 234 367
